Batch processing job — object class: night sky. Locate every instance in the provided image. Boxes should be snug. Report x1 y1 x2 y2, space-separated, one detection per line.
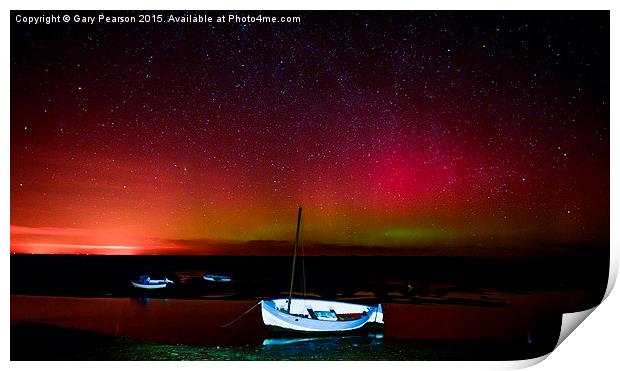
10 11 609 255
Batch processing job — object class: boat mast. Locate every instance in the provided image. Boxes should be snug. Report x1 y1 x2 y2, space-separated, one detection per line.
287 206 302 313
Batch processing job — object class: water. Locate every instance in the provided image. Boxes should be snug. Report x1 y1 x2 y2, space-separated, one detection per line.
10 252 608 299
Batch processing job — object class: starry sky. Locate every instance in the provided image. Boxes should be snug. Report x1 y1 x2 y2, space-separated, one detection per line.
10 11 609 255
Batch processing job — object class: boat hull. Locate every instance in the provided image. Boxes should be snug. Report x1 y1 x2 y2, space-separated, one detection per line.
130 279 172 289
131 282 168 289
203 275 232 282
261 299 381 333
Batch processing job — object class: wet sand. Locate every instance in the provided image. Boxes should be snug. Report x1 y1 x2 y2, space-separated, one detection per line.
11 296 265 346
11 293 574 360
11 291 581 344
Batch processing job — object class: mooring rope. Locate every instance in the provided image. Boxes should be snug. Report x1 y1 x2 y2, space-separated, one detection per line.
219 301 262 328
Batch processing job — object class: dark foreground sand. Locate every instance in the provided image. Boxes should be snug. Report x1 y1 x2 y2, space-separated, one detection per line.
11 322 551 361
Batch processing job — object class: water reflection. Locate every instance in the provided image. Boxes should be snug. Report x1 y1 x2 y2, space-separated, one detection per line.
262 332 384 346
263 337 326 346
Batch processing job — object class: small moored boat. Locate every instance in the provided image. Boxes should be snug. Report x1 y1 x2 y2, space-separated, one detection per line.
261 298 383 333
203 274 232 282
131 275 174 289
261 207 383 334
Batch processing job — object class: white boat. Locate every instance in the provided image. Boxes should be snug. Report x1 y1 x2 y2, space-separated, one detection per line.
131 275 174 289
261 207 383 333
203 274 232 282
261 298 383 333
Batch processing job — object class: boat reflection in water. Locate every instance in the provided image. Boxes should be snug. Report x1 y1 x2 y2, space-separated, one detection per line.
262 332 384 346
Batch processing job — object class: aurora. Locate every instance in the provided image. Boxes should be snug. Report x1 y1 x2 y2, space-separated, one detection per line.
10 11 609 256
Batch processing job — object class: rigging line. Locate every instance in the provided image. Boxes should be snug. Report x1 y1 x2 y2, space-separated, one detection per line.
219 301 261 328
287 207 302 313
